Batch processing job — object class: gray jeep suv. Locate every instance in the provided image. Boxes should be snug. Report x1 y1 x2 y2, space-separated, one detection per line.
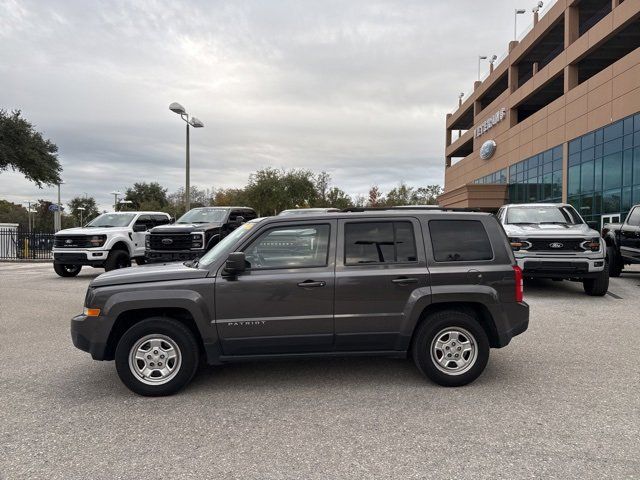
71 209 529 396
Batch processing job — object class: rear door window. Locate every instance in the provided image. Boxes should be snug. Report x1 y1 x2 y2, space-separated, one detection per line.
626 207 640 226
344 221 417 264
429 220 493 262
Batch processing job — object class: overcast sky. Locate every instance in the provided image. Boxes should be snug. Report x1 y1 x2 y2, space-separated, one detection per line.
1 0 539 210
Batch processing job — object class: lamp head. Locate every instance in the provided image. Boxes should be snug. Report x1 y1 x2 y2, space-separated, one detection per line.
189 117 204 128
169 102 186 115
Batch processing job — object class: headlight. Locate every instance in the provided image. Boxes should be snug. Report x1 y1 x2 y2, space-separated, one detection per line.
145 236 150 248
191 233 205 249
581 237 600 252
89 235 106 247
509 237 531 251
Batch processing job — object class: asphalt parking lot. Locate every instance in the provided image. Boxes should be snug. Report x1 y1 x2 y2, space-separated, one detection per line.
1 262 639 479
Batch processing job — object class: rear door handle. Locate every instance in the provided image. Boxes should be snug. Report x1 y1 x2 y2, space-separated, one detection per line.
392 277 419 285
297 280 326 288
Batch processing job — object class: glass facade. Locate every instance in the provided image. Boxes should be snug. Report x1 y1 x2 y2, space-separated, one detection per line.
508 145 563 204
567 112 640 224
473 168 507 185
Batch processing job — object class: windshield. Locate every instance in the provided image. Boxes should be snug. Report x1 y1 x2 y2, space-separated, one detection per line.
177 208 228 224
198 220 260 267
86 213 136 228
506 206 583 225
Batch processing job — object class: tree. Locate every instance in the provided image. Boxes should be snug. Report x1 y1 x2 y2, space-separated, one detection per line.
385 182 413 206
367 185 384 207
314 171 331 207
124 182 169 211
245 168 285 216
411 185 443 205
283 169 317 210
168 186 214 218
213 188 249 208
67 196 99 226
326 187 352 209
0 199 29 229
0 110 62 187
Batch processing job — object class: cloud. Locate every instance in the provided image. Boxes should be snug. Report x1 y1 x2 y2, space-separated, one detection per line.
0 0 520 210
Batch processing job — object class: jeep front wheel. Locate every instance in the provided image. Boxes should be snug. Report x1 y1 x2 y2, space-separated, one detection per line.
114 317 200 396
105 250 131 271
412 310 489 387
53 263 82 277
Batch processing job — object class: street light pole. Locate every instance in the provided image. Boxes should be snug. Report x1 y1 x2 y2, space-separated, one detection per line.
55 181 64 232
169 102 204 213
110 191 122 212
478 55 488 81
514 8 526 40
186 121 190 211
77 206 86 226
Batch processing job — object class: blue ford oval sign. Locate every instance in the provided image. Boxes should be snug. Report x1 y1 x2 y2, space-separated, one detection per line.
479 139 497 160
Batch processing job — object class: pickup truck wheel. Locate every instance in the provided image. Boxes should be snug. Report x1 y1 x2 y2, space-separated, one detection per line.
583 261 610 296
53 263 82 277
607 246 622 277
105 250 131 271
412 310 489 387
115 317 199 396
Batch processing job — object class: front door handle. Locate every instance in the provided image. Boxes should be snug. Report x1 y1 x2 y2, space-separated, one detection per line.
297 280 326 288
392 277 419 285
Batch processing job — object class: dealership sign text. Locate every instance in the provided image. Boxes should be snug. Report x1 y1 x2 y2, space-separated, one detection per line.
475 108 506 138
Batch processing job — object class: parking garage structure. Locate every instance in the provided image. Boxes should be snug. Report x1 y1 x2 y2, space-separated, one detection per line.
440 0 640 227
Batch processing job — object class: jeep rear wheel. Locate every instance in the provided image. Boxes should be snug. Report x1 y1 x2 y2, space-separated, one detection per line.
583 261 609 296
412 309 489 387
53 263 82 277
114 317 199 396
105 250 130 271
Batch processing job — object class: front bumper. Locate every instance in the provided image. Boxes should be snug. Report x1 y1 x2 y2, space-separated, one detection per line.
53 249 108 266
145 249 204 263
515 253 605 279
70 313 114 360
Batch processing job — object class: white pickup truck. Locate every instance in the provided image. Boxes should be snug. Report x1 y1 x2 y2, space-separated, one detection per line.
52 211 171 277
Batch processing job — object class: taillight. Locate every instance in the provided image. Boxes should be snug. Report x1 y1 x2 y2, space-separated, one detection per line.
513 265 523 302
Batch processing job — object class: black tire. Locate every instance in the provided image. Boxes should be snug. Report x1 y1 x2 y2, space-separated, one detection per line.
583 261 610 296
412 309 490 387
53 263 82 277
114 317 200 396
135 257 146 266
607 245 622 277
105 249 131 271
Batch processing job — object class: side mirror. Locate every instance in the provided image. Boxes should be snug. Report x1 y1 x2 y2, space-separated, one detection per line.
235 215 245 225
169 217 175 224
133 224 147 232
223 252 246 275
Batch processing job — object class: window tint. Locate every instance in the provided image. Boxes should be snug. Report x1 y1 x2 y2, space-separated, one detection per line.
153 215 171 226
429 220 493 262
135 215 153 229
243 224 330 269
627 208 640 226
345 221 417 264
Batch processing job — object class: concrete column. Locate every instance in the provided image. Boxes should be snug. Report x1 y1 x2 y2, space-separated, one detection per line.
562 142 569 203
533 62 539 75
508 65 519 93
565 6 579 48
473 100 482 118
509 108 518 128
533 11 539 25
445 121 452 148
564 64 578 93
446 156 452 168
612 0 620 8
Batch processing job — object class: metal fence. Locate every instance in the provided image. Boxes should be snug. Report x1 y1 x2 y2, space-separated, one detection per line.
0 227 55 260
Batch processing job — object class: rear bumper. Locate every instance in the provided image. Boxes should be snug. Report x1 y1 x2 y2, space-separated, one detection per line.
493 301 529 348
70 314 113 360
145 249 203 263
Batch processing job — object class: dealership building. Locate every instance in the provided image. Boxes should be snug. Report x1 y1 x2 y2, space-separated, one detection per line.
440 0 640 227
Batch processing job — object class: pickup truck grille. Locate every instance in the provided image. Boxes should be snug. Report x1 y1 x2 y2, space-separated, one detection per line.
54 235 92 248
149 233 192 250
527 238 585 252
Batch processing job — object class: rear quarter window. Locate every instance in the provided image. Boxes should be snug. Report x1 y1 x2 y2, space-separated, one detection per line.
429 219 493 262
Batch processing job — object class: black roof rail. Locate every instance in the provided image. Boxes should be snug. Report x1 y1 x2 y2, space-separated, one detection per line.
341 206 483 213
